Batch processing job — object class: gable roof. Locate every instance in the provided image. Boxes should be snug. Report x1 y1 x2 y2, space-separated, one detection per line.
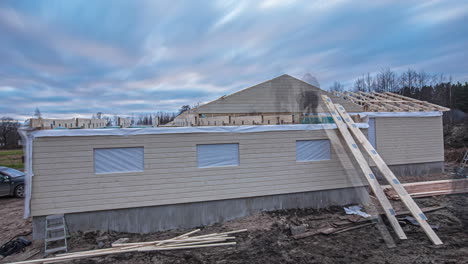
194 74 364 114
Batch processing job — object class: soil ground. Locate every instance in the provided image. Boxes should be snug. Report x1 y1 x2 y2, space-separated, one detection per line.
0 164 467 264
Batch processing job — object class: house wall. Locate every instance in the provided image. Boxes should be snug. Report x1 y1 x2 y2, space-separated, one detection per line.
76 118 107 129
195 75 364 114
30 118 77 129
375 116 444 165
29 118 108 129
30 129 367 217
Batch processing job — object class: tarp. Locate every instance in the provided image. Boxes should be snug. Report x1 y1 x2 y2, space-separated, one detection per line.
18 129 33 219
29 123 370 138
94 147 144 174
197 144 240 168
356 111 442 118
296 140 331 162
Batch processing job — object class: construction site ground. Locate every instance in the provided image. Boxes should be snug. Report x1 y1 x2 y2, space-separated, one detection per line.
1 164 467 264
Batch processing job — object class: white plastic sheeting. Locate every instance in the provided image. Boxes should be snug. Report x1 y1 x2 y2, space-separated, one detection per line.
197 144 239 168
29 123 369 138
357 111 442 118
296 140 331 162
368 118 376 148
94 147 144 174
18 129 33 219
344 205 371 218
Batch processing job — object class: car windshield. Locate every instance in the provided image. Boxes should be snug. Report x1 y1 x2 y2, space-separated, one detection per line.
1 168 24 177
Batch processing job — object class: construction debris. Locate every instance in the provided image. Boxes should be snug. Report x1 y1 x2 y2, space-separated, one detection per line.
293 221 376 240
8 229 247 264
0 236 31 257
289 225 307 236
383 178 468 199
343 206 371 218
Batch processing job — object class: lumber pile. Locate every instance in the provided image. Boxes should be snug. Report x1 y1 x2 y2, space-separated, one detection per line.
383 178 468 200
293 217 377 240
8 229 246 264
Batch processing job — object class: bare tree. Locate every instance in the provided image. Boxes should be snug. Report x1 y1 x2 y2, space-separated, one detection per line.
96 112 103 119
416 71 429 89
399 68 418 94
364 73 375 92
329 81 344 93
354 73 376 92
354 77 365 92
376 68 399 92
178 105 191 115
0 117 21 149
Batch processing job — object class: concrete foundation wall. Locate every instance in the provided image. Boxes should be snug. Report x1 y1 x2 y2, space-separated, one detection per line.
371 161 444 178
32 186 369 240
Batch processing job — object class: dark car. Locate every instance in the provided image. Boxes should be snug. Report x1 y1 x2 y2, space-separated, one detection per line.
0 167 25 198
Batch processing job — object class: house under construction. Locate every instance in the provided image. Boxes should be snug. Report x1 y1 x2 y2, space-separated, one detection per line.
21 74 449 242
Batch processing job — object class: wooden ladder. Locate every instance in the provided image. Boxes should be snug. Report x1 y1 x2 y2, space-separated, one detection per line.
322 95 443 245
321 95 407 240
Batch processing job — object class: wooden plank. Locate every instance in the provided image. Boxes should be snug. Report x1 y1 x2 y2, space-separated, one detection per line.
382 179 468 199
343 91 386 111
333 102 443 245
321 95 407 240
383 92 450 111
357 92 406 112
368 92 422 111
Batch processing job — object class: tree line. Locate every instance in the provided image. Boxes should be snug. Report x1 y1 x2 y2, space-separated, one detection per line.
328 68 468 114
328 68 468 148
0 117 21 149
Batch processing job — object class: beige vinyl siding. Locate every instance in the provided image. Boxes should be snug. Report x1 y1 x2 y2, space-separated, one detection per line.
195 75 363 114
375 116 444 165
30 130 367 216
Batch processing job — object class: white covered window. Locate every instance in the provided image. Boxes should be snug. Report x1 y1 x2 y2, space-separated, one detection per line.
94 147 144 174
197 143 239 168
296 140 331 162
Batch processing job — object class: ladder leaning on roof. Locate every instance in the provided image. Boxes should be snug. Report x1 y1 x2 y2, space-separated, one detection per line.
322 95 443 245
458 149 468 177
321 95 407 240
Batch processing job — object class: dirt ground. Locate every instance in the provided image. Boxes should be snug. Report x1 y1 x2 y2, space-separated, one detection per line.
1 164 467 264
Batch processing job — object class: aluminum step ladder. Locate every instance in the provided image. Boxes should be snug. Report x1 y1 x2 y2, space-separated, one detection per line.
458 149 468 177
44 214 68 256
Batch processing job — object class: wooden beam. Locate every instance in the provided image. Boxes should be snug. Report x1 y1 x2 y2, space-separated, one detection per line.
382 178 468 199
334 103 443 245
368 92 423 111
321 95 407 240
358 92 406 112
374 92 431 111
344 91 386 111
383 92 450 111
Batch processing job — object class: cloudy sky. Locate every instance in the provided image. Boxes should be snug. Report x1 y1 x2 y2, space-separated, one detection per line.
1 0 467 120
